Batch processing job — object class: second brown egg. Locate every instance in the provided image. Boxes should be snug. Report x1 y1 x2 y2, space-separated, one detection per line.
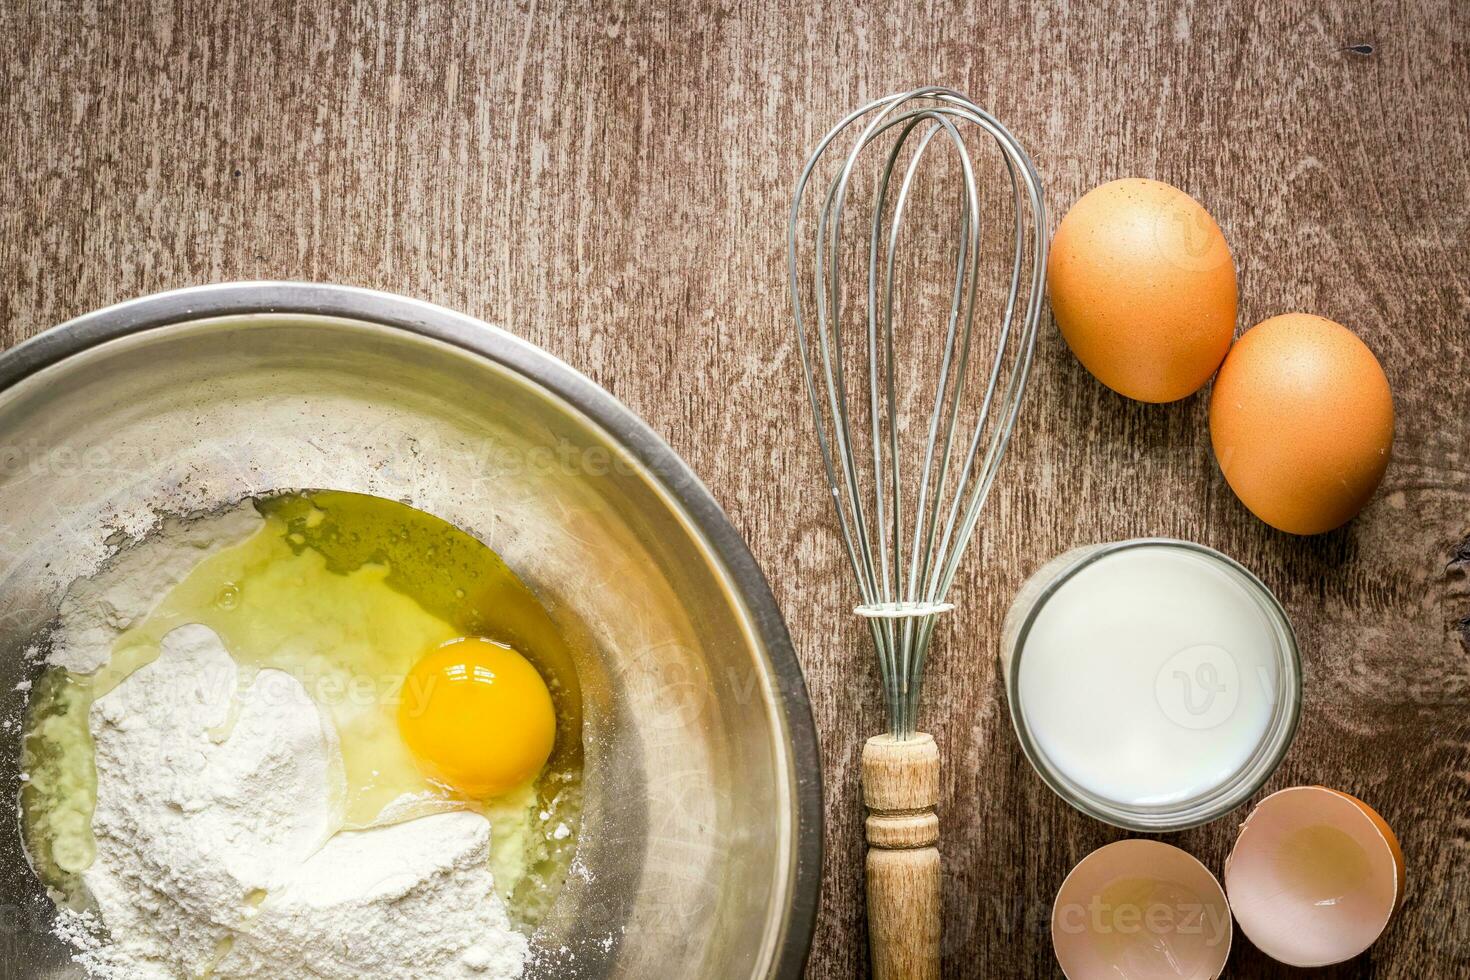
1209 313 1394 535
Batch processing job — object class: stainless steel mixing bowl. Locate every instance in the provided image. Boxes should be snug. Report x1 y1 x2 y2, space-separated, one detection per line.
0 283 821 978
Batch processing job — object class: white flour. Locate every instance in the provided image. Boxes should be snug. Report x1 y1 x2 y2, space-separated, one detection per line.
47 515 528 979
49 505 264 674
213 810 525 979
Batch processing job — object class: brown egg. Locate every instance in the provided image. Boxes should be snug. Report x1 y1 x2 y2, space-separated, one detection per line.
1048 178 1237 402
1210 314 1394 535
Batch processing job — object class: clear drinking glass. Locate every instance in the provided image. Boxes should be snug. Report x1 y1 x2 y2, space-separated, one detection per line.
1000 539 1301 832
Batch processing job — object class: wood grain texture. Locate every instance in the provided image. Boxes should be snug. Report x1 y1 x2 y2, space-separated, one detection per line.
2 1 1468 977
864 734 942 980
866 849 942 980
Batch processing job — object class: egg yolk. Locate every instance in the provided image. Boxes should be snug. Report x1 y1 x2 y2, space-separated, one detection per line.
397 637 556 798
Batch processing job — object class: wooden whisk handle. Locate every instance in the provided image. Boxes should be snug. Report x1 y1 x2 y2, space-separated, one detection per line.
862 732 941 980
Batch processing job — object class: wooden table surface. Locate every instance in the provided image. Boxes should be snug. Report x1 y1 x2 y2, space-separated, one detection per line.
3 2 1467 977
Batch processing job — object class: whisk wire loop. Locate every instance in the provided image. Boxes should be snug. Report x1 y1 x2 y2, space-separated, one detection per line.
789 87 1046 737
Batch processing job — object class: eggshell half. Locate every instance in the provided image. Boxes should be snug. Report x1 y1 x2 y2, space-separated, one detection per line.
1210 313 1394 535
1048 178 1237 403
1224 786 1404 966
1053 839 1232 979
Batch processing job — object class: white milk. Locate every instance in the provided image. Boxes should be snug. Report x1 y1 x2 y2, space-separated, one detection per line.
1006 543 1288 808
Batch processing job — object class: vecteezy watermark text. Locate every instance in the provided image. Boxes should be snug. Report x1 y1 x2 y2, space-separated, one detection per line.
1054 895 1231 948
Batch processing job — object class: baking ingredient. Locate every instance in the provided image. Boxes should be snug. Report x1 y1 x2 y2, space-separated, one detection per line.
100 507 468 830
1209 313 1394 535
1047 178 1237 403
26 493 582 909
1052 839 1231 980
400 637 557 798
214 812 527 979
1005 543 1289 808
45 504 265 674
81 623 340 976
1224 786 1404 967
69 621 527 979
23 493 585 976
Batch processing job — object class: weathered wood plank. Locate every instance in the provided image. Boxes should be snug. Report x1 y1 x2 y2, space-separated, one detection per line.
2 1 1466 976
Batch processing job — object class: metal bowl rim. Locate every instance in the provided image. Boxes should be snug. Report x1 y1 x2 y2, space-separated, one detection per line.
0 281 822 979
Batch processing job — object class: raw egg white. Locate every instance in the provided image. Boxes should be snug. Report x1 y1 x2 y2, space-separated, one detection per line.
1209 313 1393 534
1048 178 1237 403
1224 787 1404 967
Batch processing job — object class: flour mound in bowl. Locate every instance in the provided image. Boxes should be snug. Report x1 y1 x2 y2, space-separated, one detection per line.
215 813 526 978
70 622 526 979
20 494 588 978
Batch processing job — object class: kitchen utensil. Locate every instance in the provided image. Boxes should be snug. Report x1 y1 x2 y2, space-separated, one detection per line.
0 283 821 979
787 87 1046 978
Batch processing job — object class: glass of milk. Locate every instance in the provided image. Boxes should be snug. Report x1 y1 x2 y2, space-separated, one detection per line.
1001 539 1301 831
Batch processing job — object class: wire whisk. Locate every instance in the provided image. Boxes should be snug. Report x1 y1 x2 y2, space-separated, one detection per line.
788 87 1047 739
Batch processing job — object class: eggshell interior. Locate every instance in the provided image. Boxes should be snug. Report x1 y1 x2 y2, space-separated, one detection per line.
1224 786 1403 966
1053 839 1232 979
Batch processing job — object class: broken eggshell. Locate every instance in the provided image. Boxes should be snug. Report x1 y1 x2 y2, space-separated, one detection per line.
1224 786 1405 967
1052 839 1232 980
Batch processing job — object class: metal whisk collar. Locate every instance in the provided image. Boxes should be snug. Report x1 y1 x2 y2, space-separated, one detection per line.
788 87 1047 737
